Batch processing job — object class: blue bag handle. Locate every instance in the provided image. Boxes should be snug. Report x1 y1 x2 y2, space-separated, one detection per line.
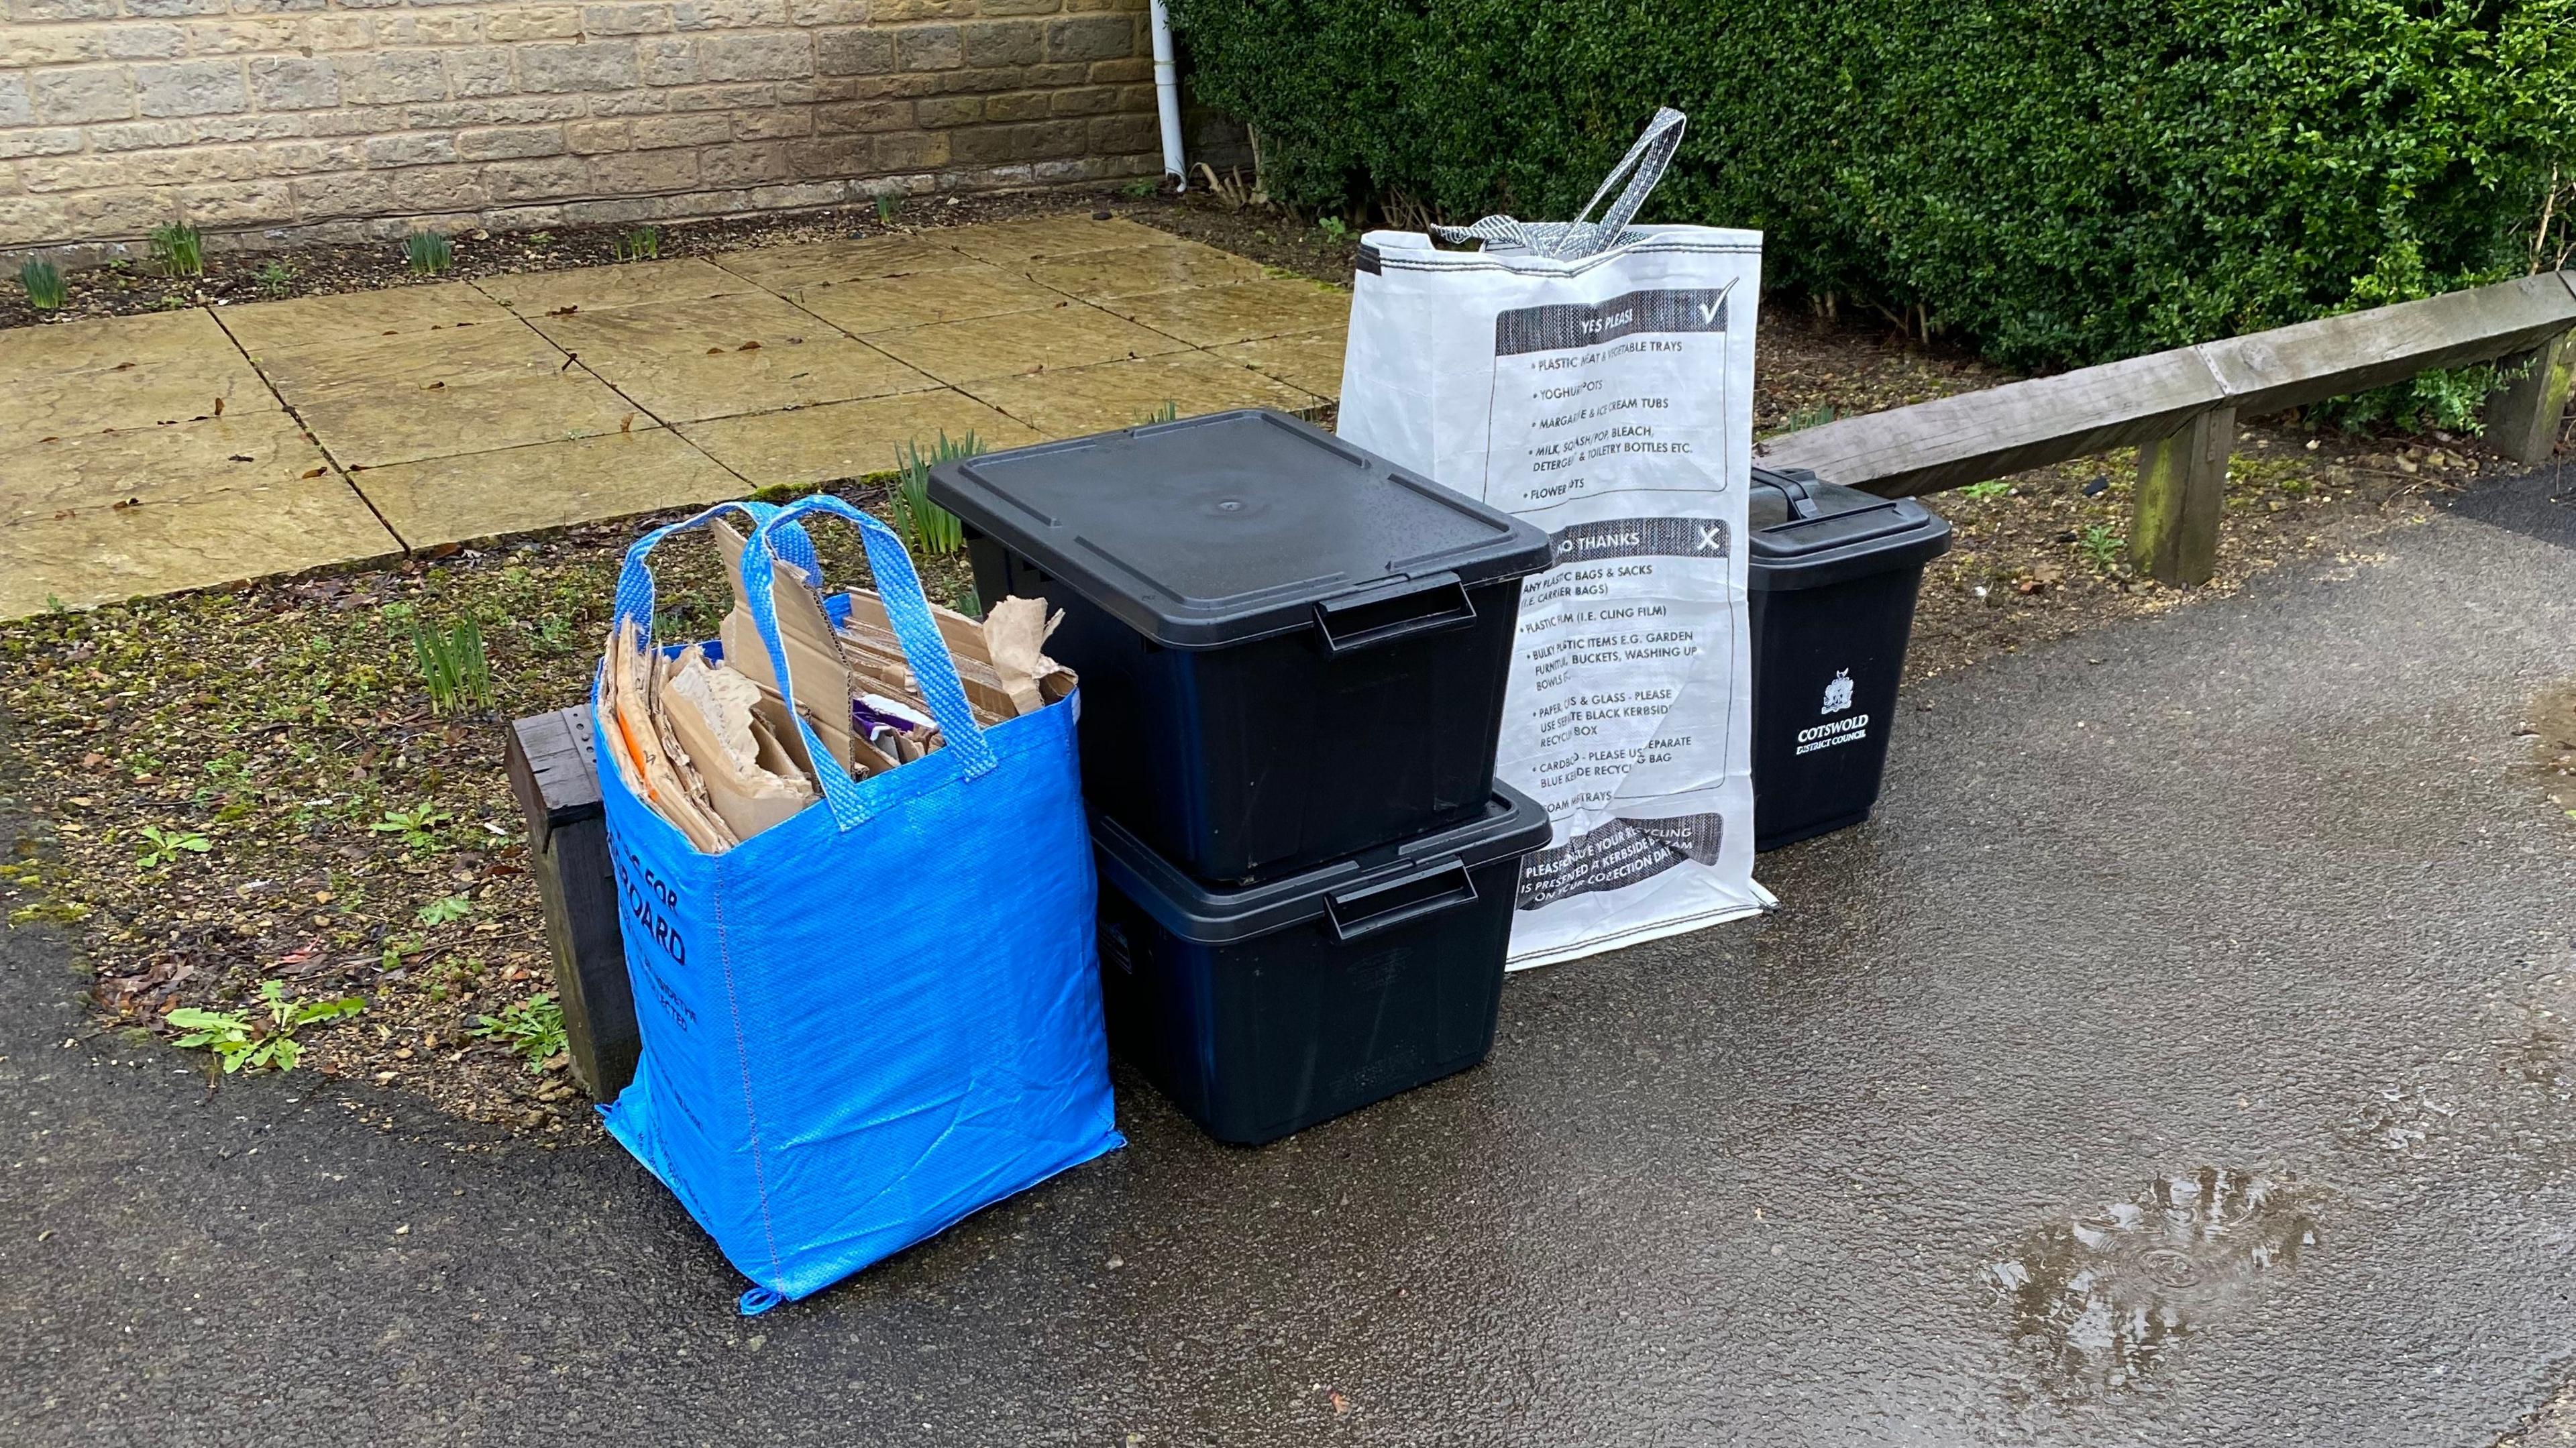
608 498 822 648
743 493 998 831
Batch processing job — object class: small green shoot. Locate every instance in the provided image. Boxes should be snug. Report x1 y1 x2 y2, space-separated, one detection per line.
1960 480 2012 501
891 430 985 556
1779 402 1837 433
148 221 205 278
134 826 210 871
370 803 449 853
472 993 567 1072
170 979 363 1075
1318 216 1351 242
409 614 492 715
1120 178 1157 200
255 260 298 298
612 226 661 262
1139 399 1179 426
415 893 473 928
405 230 453 276
952 584 983 620
526 231 555 247
19 258 66 310
2078 522 2123 571
873 192 900 225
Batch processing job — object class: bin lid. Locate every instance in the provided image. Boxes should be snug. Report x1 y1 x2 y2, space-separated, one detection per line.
928 409 1552 649
1093 784 1551 946
1748 467 1951 591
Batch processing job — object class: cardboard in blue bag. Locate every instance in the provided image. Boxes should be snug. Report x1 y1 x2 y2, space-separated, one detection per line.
592 497 1122 1313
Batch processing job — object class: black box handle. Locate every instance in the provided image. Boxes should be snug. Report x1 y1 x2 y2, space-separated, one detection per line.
1311 573 1477 656
1322 860 1479 942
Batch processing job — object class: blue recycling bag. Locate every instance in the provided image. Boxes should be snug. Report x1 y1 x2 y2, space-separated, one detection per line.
592 496 1122 1314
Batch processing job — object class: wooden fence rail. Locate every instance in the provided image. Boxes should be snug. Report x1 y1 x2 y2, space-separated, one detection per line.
1760 270 2576 585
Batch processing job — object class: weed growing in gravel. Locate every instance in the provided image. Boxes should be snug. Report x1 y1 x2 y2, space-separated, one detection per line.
405 231 453 276
472 993 566 1072
1121 178 1157 199
370 803 449 854
1780 402 1838 433
256 260 298 298
133 826 209 871
874 192 900 225
415 893 473 928
1960 480 2012 501
892 431 983 557
1318 216 1350 242
409 615 491 715
426 953 488 1003
2078 523 2123 571
1139 399 1179 425
613 226 661 262
148 222 204 278
18 258 64 310
170 979 363 1075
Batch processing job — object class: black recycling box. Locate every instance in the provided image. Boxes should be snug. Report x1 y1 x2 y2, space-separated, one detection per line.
1748 467 1952 851
932 409 1552 883
1091 784 1550 1146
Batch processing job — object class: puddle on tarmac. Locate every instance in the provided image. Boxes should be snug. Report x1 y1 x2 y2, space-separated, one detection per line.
2516 680 2576 819
1984 1168 2320 1394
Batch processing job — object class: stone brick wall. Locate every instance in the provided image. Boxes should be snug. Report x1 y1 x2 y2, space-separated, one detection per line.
0 0 1163 254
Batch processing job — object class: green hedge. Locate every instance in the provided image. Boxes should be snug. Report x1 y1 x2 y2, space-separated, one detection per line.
1170 0 2576 378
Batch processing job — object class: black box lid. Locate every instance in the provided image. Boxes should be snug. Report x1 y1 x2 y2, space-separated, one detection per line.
1748 466 1952 591
928 409 1551 649
1093 783 1550 946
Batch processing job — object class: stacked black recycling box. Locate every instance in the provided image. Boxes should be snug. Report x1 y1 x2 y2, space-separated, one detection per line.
930 410 1555 1144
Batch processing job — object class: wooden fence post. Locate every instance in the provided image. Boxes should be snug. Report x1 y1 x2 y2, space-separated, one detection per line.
2129 406 2235 587
2485 328 2576 465
505 708 639 1103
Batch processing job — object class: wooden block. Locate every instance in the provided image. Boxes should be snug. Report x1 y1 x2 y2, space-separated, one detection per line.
539 815 639 1102
506 707 637 1102
504 704 603 850
2196 273 2576 418
2484 326 2576 465
2130 406 2234 587
1760 345 2226 498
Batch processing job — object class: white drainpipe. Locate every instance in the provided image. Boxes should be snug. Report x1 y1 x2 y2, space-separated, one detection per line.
1148 0 1187 191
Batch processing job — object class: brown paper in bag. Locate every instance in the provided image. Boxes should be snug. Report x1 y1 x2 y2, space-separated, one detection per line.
661 647 816 841
606 618 733 853
980 596 1068 717
712 519 860 772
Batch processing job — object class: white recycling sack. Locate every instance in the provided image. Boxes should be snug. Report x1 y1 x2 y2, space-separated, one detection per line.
1338 109 1772 970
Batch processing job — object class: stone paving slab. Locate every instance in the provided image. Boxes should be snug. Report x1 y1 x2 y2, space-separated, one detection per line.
1022 239 1273 301
521 292 938 425
0 311 277 449
775 263 1070 335
0 213 1343 620
0 412 397 618
477 257 755 315
350 429 746 549
676 388 1044 491
862 303 1191 384
961 350 1322 437
1098 277 1355 348
1212 327 1349 400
